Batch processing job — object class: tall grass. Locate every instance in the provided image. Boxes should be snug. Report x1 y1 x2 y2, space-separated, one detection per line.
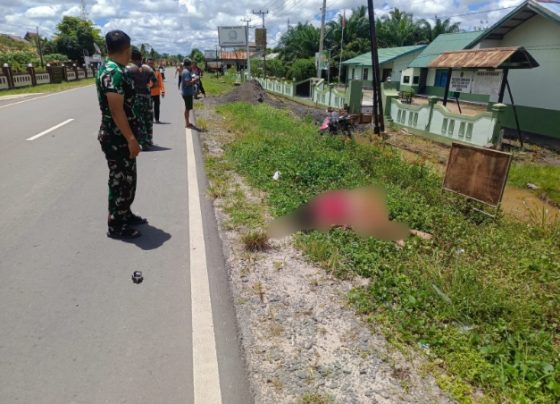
509 163 560 205
215 102 560 403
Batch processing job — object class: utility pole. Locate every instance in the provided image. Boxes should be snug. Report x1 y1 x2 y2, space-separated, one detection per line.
367 0 384 134
252 9 268 77
317 0 327 78
80 0 88 20
36 26 44 68
241 17 252 78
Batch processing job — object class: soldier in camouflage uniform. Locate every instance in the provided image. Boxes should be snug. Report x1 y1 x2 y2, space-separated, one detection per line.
126 48 157 149
96 30 146 239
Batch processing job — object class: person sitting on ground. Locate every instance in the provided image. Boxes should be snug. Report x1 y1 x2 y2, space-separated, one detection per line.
268 186 432 246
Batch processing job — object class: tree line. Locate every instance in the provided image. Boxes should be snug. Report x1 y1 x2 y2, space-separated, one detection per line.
264 6 461 81
0 16 173 72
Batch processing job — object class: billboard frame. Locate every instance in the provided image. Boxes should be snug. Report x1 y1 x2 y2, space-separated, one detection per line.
218 26 248 48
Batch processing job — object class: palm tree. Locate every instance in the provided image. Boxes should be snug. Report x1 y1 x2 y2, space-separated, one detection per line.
418 17 461 42
377 9 423 47
278 22 321 61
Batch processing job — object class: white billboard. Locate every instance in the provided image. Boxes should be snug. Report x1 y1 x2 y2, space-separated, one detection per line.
218 26 248 47
204 49 218 60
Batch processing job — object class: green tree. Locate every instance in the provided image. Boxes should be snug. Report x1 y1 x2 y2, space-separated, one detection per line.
53 16 103 62
287 58 316 81
278 22 320 62
190 48 205 65
418 17 461 42
376 9 423 47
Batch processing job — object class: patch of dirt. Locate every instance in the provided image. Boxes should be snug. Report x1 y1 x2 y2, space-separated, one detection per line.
221 80 273 104
383 131 560 224
216 80 327 124
195 103 452 403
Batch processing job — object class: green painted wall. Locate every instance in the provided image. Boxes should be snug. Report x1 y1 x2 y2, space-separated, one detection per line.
423 86 490 103
489 103 560 141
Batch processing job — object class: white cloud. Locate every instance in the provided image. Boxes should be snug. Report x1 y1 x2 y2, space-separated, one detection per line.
90 0 120 18
0 1 524 55
25 5 58 18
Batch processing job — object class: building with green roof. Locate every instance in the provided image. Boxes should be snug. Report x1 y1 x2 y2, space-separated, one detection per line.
341 45 426 86
400 31 487 102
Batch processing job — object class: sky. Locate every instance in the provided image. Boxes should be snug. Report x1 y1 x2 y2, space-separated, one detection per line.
0 0 526 55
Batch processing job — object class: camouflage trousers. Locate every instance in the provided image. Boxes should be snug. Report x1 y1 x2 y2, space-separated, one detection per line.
106 154 137 232
135 95 153 146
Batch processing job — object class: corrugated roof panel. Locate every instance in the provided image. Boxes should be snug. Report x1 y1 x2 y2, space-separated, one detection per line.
341 45 426 66
408 31 484 68
428 47 539 69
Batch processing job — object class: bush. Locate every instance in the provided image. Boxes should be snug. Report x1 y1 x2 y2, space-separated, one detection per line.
0 50 40 72
216 102 560 402
288 58 316 81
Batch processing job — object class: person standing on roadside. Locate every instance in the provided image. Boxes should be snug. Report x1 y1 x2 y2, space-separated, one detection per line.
126 47 156 149
96 30 147 240
147 58 165 124
192 61 206 99
181 58 198 128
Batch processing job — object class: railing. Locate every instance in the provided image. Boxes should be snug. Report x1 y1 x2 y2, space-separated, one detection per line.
254 77 295 98
312 80 347 109
77 69 86 79
86 68 94 77
13 74 32 88
65 69 76 81
0 75 8 90
389 97 497 147
36 72 50 85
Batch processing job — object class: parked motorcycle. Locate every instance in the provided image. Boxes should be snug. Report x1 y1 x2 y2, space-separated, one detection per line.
319 111 355 138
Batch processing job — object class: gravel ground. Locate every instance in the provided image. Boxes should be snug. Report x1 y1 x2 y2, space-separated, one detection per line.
195 92 453 403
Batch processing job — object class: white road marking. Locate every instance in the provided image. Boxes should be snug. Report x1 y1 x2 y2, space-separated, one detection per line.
0 84 94 110
186 128 223 404
27 119 74 141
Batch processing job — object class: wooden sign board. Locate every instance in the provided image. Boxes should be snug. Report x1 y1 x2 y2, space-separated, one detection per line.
443 142 512 207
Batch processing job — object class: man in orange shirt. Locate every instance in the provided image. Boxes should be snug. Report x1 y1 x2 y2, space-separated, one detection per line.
147 58 165 126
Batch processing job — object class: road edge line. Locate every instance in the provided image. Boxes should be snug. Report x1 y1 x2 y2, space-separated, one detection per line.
186 127 223 404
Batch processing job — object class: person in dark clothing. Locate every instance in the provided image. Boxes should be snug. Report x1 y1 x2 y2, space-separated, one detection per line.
191 62 206 98
126 48 156 148
96 30 146 239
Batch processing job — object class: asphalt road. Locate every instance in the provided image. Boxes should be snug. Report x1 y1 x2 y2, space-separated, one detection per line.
0 81 252 403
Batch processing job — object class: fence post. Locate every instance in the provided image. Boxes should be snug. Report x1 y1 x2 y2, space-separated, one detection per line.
27 64 37 86
425 96 438 132
491 103 507 147
348 80 363 114
73 63 78 80
2 63 14 89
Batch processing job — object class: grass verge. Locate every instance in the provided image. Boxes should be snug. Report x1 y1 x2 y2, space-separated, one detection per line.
509 163 560 206
203 73 236 96
0 78 95 97
214 102 560 403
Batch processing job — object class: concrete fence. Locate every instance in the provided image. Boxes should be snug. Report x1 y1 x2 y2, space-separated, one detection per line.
254 77 296 98
36 72 50 85
0 75 8 90
0 64 96 91
311 80 347 109
13 74 32 88
388 96 506 147
65 69 77 81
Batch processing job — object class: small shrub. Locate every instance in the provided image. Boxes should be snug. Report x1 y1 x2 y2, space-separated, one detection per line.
242 230 269 252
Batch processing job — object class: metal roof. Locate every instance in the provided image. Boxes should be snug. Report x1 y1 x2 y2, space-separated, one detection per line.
466 0 560 45
341 45 426 67
428 47 539 69
408 31 483 68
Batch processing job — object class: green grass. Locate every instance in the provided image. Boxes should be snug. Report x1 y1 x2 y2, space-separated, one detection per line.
0 78 95 97
203 74 236 96
509 163 560 205
214 102 560 403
